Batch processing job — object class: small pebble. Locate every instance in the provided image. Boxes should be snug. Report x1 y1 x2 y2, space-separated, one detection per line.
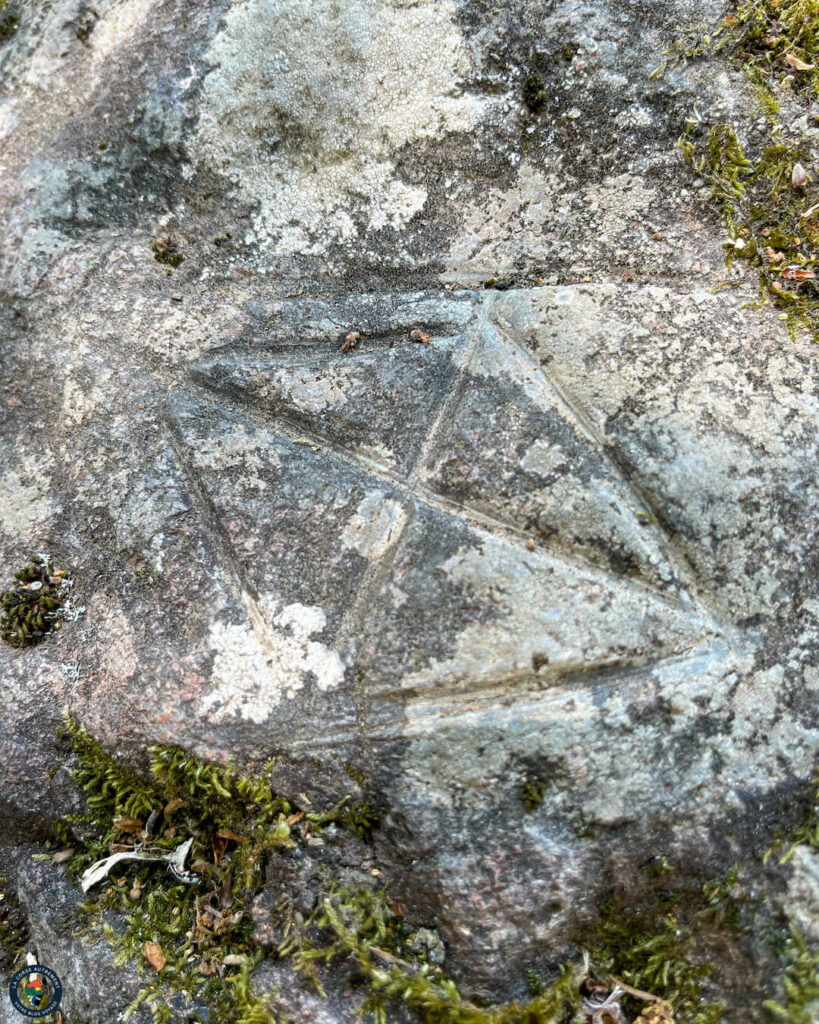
171 293 183 302
792 162 808 188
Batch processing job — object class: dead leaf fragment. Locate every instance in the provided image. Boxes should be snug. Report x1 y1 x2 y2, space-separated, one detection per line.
215 827 247 843
784 53 815 71
782 265 816 280
792 162 809 188
114 816 144 833
144 941 166 971
764 247 786 263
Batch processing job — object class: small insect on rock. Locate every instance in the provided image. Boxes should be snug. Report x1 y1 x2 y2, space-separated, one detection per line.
341 331 360 353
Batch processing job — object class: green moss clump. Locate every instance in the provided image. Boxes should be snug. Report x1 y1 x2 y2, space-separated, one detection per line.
151 237 184 268
59 717 593 1024
59 718 296 1023
670 1 819 340
342 800 381 839
0 876 29 972
75 9 97 42
585 859 743 1024
764 925 819 1024
0 0 18 42
523 72 547 112
519 774 547 813
1 555 70 648
728 0 819 94
282 885 582 1024
591 901 721 1024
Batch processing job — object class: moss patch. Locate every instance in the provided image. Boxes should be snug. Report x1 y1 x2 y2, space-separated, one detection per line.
664 1 819 339
0 0 18 42
523 72 547 112
57 717 817 1024
151 237 184 268
52 719 619 1024
764 925 819 1024
0 876 29 973
519 774 548 813
281 884 582 1024
588 883 727 1024
59 718 295 1023
0 555 71 648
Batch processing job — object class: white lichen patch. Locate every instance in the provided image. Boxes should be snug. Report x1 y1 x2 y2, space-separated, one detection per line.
442 162 656 286
268 363 350 414
519 439 568 476
202 597 345 723
91 599 138 681
0 467 53 535
342 492 406 560
91 0 159 61
193 431 274 493
196 0 488 253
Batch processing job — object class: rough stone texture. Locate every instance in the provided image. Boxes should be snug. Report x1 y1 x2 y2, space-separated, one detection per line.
0 0 817 1016
0 850 152 1024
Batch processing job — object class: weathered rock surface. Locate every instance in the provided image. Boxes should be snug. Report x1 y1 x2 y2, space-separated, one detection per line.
0 851 152 1024
0 0 817 1016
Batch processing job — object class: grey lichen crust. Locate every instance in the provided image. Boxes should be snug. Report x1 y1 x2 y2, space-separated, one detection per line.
0 0 817 1018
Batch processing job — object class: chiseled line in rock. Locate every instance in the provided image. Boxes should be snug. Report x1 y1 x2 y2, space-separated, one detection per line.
162 410 285 674
404 316 488 491
193 289 476 358
485 290 731 642
277 641 727 748
326 307 490 734
365 634 722 717
396 640 718 711
195 333 421 365
168 372 712 618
